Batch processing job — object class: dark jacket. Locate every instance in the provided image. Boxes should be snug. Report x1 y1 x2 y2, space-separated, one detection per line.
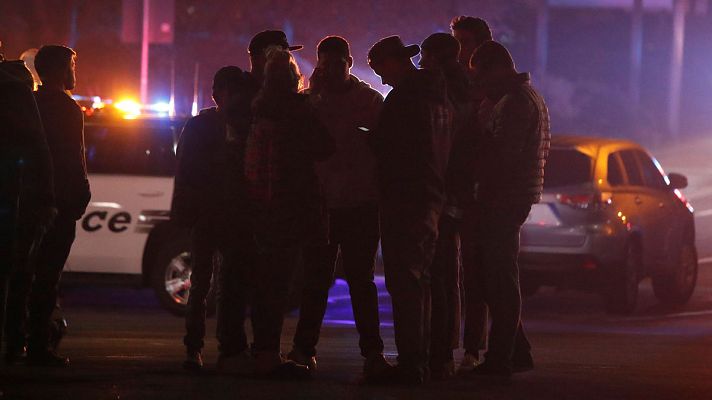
370 69 455 211
171 107 232 228
0 70 54 223
34 86 90 220
475 73 551 205
245 92 335 248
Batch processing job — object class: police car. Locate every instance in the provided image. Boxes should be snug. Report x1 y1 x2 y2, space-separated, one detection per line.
63 98 199 315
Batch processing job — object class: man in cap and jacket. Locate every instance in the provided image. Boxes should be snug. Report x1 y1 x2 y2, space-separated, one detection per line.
367 36 455 384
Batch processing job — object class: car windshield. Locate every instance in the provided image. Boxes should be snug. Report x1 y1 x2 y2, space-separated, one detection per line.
544 148 593 188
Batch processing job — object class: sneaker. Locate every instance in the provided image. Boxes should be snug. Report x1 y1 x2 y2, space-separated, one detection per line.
26 350 70 368
286 348 317 371
470 361 512 378
430 360 456 381
457 352 481 375
183 351 203 372
216 351 255 376
259 360 312 381
363 353 392 381
512 352 534 373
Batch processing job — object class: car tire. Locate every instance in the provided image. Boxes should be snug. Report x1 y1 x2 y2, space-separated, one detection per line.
652 241 697 306
604 242 641 315
150 234 216 316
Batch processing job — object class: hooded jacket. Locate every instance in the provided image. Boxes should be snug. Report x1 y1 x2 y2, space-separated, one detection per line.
310 75 383 209
475 73 551 205
370 68 455 211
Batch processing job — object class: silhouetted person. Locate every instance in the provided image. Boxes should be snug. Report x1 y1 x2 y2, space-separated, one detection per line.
451 15 494 373
286 36 390 379
419 32 475 380
367 36 455 384
5 45 90 367
0 56 55 365
450 16 493 70
171 66 254 371
245 46 334 379
464 41 550 377
212 30 299 376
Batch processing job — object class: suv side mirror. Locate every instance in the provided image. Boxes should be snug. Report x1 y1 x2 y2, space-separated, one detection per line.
668 173 688 189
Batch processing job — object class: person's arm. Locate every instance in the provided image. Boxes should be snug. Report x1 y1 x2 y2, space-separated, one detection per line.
170 118 204 227
302 103 335 162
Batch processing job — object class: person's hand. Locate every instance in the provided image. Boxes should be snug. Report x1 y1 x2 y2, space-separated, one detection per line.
309 67 326 95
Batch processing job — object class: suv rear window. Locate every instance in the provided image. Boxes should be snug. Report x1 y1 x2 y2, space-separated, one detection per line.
84 123 177 177
544 149 592 188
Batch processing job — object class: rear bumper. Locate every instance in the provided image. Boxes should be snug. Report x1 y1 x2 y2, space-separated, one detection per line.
519 225 628 288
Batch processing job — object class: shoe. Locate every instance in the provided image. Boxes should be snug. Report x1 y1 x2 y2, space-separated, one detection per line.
363 353 393 381
457 352 482 375
470 361 512 378
183 351 203 372
4 346 27 366
26 351 70 368
286 348 317 371
49 317 68 353
430 360 456 381
366 363 425 385
258 360 312 381
512 352 534 373
216 351 255 376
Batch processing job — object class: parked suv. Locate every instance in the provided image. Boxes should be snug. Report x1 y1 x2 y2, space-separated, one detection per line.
520 135 698 314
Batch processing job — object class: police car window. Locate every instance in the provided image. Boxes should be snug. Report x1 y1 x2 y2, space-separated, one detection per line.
84 124 176 176
619 150 644 186
635 151 668 190
543 149 592 188
607 153 624 186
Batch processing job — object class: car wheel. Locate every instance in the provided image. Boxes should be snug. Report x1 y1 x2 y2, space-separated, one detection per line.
150 234 216 316
604 242 641 315
652 241 697 306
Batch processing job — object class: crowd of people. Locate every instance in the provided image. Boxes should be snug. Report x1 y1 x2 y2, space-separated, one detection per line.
0 14 550 386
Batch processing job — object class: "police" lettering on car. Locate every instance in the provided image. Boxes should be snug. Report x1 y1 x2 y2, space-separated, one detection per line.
82 211 132 233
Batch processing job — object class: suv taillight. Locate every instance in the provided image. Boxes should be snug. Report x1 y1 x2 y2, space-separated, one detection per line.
557 192 613 210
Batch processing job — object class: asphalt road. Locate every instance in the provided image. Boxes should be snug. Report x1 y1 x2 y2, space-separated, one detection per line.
3 137 712 399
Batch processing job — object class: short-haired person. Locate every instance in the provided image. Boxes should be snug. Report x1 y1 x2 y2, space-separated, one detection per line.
245 47 334 379
287 36 390 380
367 36 455 384
419 32 476 380
171 66 255 371
463 41 550 377
5 45 90 367
450 16 493 69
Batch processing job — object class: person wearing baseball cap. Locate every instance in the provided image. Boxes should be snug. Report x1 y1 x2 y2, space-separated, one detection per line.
367 35 455 384
248 30 303 83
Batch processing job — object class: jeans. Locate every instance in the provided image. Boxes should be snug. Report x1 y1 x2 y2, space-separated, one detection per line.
380 203 440 373
251 246 301 356
293 205 383 358
5 213 75 355
429 214 461 365
462 202 532 366
184 221 219 353
215 229 255 357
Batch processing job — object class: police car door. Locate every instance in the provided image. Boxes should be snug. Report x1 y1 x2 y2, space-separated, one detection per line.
65 119 177 275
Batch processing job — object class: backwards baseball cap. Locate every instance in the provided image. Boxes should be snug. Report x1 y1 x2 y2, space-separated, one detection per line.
248 30 303 56
367 36 420 65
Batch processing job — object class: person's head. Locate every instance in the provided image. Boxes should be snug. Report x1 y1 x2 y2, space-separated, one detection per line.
450 16 492 67
313 36 353 92
212 65 252 112
469 40 516 88
367 36 419 87
419 33 460 71
34 45 77 90
248 30 302 82
0 60 35 90
262 46 303 94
